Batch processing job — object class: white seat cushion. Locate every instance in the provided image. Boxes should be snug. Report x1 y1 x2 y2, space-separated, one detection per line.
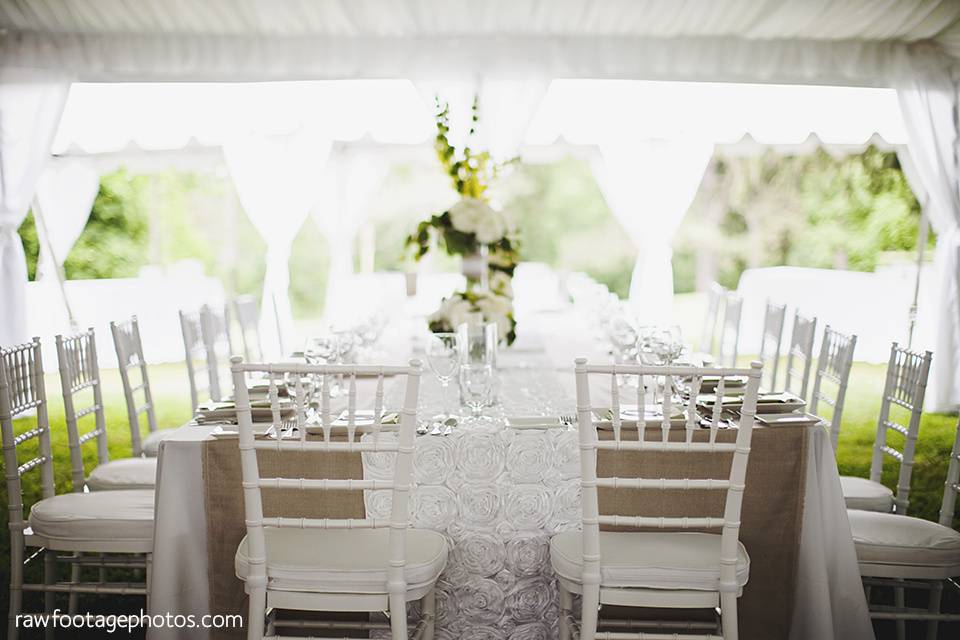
29 490 155 544
236 528 447 594
550 530 750 591
849 510 960 572
87 458 157 491
840 476 894 512
142 428 178 457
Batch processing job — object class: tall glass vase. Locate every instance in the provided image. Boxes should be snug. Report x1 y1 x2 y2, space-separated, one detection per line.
461 244 489 290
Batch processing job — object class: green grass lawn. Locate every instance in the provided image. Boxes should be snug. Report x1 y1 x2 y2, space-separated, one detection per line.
1 352 958 634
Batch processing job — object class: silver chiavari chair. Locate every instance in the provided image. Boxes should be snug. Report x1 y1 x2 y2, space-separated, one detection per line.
809 325 857 452
717 292 742 367
111 316 175 457
849 415 960 640
841 343 932 515
231 356 446 640
699 282 726 355
782 311 817 401
180 309 213 413
758 300 786 392
55 328 157 492
2 338 153 639
552 358 763 640
233 295 263 362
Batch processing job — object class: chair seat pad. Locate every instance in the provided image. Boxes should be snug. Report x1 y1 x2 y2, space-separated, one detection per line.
87 458 157 491
29 490 155 544
142 428 178 457
235 528 448 594
840 476 894 512
849 510 960 570
550 530 750 591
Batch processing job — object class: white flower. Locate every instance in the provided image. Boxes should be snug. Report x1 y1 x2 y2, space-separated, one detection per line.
474 209 506 244
489 271 514 298
449 197 506 244
474 291 514 342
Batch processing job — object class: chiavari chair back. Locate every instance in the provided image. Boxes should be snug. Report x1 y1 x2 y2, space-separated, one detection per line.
810 325 857 451
110 316 161 457
233 295 263 362
783 311 817 401
758 300 787 391
717 292 742 367
699 282 726 355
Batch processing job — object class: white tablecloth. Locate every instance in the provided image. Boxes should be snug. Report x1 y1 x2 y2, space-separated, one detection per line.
148 318 873 640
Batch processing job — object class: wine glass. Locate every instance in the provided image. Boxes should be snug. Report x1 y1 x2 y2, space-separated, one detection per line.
304 336 337 364
426 333 461 426
460 364 493 423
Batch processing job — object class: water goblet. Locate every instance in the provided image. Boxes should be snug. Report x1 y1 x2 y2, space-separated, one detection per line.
460 364 493 424
426 333 461 428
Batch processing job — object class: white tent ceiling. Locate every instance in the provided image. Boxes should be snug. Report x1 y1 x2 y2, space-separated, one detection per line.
2 1 960 85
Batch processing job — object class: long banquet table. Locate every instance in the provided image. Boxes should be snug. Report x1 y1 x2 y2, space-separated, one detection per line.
148 313 873 640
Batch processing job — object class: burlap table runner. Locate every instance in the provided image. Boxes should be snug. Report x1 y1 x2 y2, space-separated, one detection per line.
201 424 808 639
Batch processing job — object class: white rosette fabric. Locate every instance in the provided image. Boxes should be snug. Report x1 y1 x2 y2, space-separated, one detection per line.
365 360 578 636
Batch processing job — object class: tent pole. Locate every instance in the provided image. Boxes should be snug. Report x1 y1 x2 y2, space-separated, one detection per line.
32 198 78 333
907 201 930 349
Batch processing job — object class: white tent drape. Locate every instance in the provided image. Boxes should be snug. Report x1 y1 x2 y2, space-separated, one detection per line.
313 151 389 314
223 128 331 357
34 160 100 281
0 73 69 345
594 138 714 324
895 54 960 412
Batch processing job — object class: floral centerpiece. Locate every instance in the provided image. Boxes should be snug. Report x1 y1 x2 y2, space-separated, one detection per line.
407 96 521 345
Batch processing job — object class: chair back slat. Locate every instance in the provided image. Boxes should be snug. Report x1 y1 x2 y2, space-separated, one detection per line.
717 292 742 367
699 282 726 354
232 295 263 362
110 316 158 457
758 300 787 391
233 357 421 601
574 358 762 605
200 304 233 398
1 339 56 537
869 343 933 514
783 311 817 401
940 416 960 527
809 326 857 451
56 329 110 492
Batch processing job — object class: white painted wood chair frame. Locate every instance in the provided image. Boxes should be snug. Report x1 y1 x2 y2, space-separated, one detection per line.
782 311 817 401
54 329 109 492
717 293 742 367
758 300 786 392
179 309 214 412
809 326 857 452
868 343 933 515
231 356 439 640
566 358 763 640
201 303 234 394
859 416 960 639
233 295 263 363
110 316 159 458
699 282 726 355
2 339 150 640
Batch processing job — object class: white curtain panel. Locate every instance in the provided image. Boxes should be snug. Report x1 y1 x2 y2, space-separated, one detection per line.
594 138 714 325
34 159 100 280
896 55 960 412
223 128 332 357
313 151 389 314
0 73 69 346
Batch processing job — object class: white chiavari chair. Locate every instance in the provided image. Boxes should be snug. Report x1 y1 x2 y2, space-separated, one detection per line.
2 338 154 639
758 300 786 392
699 282 726 355
233 295 263 362
841 343 932 515
231 356 447 640
55 329 157 492
717 292 742 367
809 326 857 452
201 303 234 387
849 415 960 640
782 311 817 401
179 309 213 413
552 358 763 640
111 316 176 457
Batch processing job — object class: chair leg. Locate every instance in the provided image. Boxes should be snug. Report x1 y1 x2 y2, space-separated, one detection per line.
559 586 573 640
422 588 436 640
925 581 943 640
67 553 80 615
894 583 906 640
580 584 600 640
720 592 739 640
43 550 56 640
389 592 408 640
8 537 24 640
246 586 266 640
145 553 152 613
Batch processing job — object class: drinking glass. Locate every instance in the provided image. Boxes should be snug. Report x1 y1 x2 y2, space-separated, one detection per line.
460 364 493 422
426 333 461 423
304 335 341 397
